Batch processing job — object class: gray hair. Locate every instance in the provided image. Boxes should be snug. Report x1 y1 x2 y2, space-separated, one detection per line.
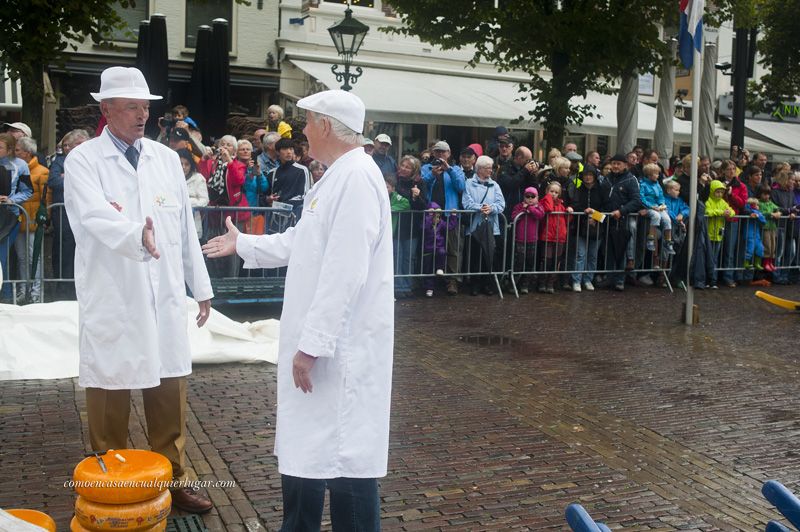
475 155 494 171
62 129 90 148
309 111 363 146
262 131 281 146
237 139 253 151
17 136 37 155
220 135 237 148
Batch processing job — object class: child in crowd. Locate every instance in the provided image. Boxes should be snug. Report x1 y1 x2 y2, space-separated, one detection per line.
421 202 457 297
511 186 544 294
664 180 689 250
757 184 781 272
705 180 734 288
385 175 411 297
538 181 572 293
640 163 675 255
742 197 766 271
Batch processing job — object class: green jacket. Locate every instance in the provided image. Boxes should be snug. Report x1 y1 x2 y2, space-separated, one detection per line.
389 191 410 234
705 180 733 242
759 199 780 231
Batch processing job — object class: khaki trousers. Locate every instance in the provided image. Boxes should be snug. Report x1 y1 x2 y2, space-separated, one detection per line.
85 376 187 480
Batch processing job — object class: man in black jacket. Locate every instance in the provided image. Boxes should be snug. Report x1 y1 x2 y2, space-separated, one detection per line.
265 138 311 220
603 154 643 290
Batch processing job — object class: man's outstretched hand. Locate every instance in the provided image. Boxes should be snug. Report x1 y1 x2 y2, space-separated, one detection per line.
142 216 160 259
202 216 240 258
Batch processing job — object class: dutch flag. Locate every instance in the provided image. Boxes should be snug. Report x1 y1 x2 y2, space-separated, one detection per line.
679 0 704 69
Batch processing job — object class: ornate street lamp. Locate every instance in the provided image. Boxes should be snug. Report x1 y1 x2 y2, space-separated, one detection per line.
327 4 369 91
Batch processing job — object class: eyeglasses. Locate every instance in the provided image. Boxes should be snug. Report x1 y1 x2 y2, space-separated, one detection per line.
524 195 536 199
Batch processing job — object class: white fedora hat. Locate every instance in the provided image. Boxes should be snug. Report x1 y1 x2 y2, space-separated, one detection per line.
90 66 163 102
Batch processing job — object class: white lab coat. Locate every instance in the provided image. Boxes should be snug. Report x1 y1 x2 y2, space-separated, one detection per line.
64 128 213 390
237 147 394 479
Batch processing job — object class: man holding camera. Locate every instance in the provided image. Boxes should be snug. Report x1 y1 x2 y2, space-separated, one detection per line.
422 140 466 294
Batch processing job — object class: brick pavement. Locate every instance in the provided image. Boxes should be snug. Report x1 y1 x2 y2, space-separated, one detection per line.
1 284 799 530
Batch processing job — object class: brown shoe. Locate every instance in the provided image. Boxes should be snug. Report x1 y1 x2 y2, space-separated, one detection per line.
171 487 213 514
446 280 458 295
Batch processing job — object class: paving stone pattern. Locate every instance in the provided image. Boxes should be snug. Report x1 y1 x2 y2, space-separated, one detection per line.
1 285 798 530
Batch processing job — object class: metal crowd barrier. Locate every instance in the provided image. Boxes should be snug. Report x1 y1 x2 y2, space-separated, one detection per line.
0 203 33 305
5 204 799 304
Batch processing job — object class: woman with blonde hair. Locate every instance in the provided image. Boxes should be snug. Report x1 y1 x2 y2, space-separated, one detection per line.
266 104 292 139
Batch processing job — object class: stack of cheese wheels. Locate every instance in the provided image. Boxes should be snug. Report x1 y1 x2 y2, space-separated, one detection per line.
5 509 57 531
72 449 173 532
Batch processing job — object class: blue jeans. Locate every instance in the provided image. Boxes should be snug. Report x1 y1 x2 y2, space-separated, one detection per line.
774 227 797 283
572 236 599 284
394 237 416 294
721 219 742 284
0 221 20 299
280 474 380 532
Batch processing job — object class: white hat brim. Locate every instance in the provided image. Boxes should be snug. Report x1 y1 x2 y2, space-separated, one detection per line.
91 88 163 102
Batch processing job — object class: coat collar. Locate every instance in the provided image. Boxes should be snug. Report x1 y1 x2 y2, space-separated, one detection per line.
97 127 154 174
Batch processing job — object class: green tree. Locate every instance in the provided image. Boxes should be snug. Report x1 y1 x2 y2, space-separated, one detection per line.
749 0 800 113
383 0 682 149
0 0 135 139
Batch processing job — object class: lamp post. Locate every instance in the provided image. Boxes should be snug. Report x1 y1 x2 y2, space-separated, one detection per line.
328 5 369 91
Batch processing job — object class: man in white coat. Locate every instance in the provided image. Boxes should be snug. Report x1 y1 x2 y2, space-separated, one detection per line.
64 67 215 513
203 90 394 531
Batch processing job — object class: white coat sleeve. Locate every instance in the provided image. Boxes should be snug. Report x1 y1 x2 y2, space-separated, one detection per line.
236 228 296 269
179 171 214 301
297 176 380 358
64 149 151 262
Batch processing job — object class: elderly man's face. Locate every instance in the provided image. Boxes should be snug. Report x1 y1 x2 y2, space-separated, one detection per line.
611 160 627 174
253 129 266 150
375 141 390 156
103 98 149 145
626 153 638 167
460 153 476 169
9 128 26 140
514 147 532 167
588 152 601 166
755 153 767 168
432 149 449 163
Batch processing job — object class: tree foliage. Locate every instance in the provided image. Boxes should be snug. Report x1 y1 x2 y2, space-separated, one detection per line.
0 0 134 137
383 0 679 148
749 0 800 112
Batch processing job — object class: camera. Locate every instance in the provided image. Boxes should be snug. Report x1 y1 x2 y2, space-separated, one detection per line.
159 112 177 130
430 158 444 168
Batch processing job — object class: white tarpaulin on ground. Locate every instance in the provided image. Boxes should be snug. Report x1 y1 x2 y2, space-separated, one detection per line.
0 298 279 381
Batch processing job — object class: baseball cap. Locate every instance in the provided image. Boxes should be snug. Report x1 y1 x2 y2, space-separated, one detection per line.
374 133 392 145
432 140 450 152
565 151 583 162
3 122 31 137
297 89 365 134
363 138 374 146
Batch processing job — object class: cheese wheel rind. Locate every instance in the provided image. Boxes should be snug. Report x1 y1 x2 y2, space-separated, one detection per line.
74 490 171 531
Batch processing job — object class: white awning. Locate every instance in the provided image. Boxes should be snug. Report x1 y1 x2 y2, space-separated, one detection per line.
290 59 692 140
745 119 800 152
714 127 800 163
0 72 22 111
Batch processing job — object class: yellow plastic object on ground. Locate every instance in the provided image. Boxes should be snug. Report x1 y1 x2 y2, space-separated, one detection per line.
5 509 57 531
755 290 800 311
74 489 171 531
70 515 167 532
73 449 172 504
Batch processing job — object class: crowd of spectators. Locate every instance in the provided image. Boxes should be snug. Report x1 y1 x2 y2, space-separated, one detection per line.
1 109 799 303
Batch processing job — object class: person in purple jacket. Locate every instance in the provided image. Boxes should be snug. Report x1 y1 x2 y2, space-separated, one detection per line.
421 202 458 297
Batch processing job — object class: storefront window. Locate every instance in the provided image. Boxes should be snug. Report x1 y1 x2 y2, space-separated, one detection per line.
109 0 148 43
186 0 233 49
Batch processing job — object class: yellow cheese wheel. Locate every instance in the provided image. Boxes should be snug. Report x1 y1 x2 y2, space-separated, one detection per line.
6 509 56 531
73 449 172 504
70 516 166 532
74 490 171 531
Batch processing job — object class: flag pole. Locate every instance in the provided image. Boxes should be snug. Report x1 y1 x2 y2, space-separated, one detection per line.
684 35 704 325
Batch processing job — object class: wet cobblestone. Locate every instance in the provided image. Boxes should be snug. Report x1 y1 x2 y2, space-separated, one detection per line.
1 285 798 530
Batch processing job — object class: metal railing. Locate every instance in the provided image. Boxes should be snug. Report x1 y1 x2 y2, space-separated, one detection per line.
4 204 798 304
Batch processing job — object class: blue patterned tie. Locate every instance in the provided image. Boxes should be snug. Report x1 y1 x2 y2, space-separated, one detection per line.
125 145 139 170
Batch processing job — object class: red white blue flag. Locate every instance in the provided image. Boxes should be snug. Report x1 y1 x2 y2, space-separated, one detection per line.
679 0 704 69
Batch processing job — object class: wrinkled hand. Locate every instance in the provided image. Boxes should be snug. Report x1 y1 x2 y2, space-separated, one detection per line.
201 216 239 257
196 300 211 328
293 350 317 393
142 217 160 259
